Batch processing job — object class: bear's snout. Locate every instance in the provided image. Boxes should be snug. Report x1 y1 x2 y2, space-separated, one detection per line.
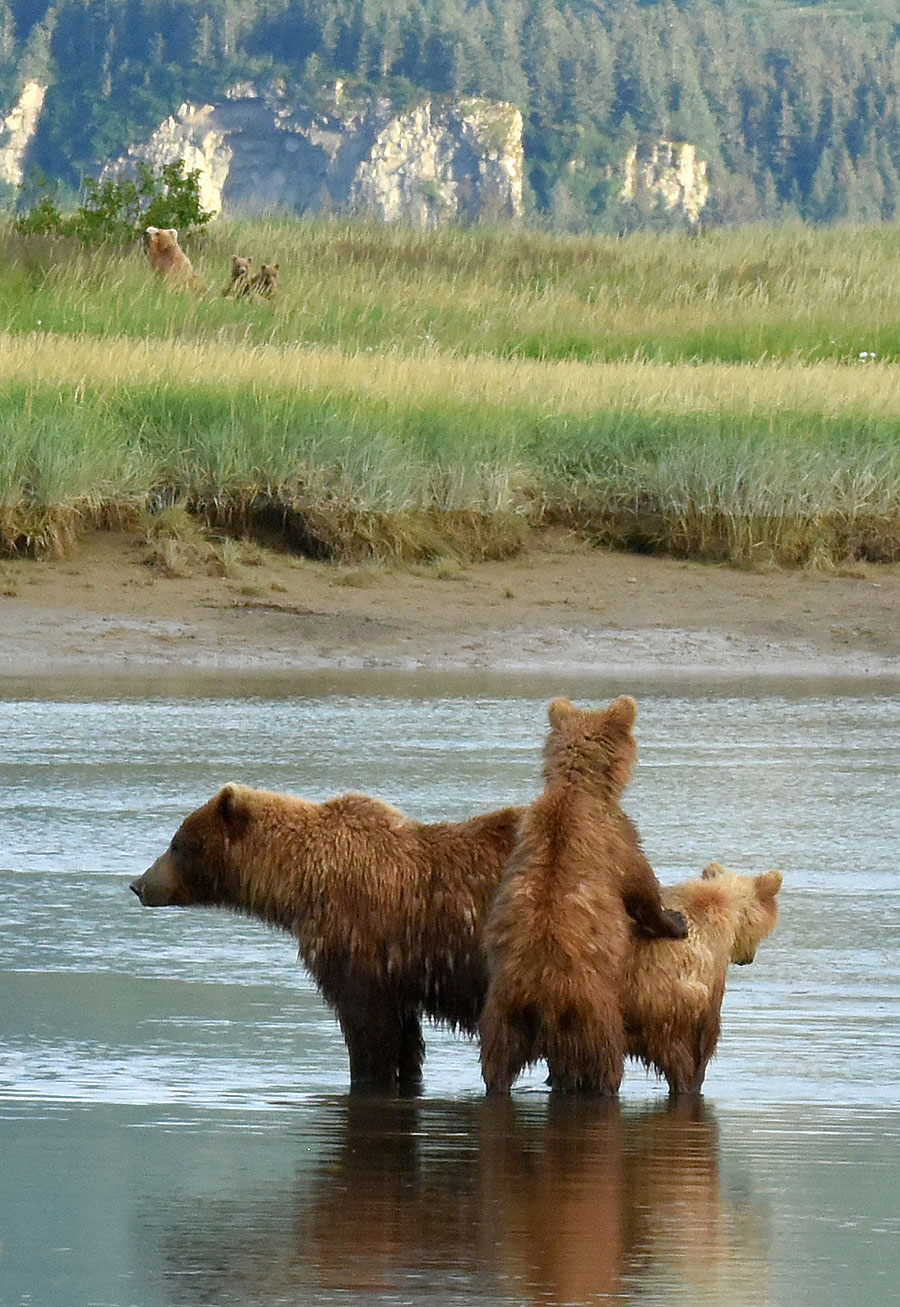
129 853 184 907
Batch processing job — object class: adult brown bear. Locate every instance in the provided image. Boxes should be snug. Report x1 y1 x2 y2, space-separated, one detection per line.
143 226 195 282
131 784 521 1090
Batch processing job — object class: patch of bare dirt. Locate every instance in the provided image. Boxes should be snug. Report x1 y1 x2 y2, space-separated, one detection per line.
1 529 899 685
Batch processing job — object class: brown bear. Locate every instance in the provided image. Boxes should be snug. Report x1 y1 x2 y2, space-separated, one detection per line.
143 226 195 282
624 861 783 1094
130 783 523 1090
223 254 253 296
478 696 687 1096
249 262 279 298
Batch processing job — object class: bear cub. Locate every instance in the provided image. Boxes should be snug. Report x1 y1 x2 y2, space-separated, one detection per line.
479 696 686 1096
624 861 782 1094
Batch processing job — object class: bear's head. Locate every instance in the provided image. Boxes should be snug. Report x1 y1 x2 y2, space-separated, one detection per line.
254 263 279 295
130 783 255 907
145 226 180 255
231 255 251 279
542 695 638 801
701 861 783 964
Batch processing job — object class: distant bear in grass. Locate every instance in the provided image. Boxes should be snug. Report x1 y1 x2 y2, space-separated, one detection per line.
223 254 253 296
479 696 687 1095
130 783 523 1090
143 226 195 282
624 861 783 1094
249 262 279 298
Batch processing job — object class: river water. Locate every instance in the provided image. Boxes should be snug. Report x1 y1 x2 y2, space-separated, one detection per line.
2 674 899 1306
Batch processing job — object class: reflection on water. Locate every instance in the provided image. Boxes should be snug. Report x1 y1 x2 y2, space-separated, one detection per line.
479 1096 767 1306
2 678 900 1304
4 1094 900 1307
140 1097 767 1306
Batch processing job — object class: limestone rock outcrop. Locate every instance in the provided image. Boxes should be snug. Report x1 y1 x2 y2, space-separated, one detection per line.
621 140 709 226
106 83 524 227
0 81 46 190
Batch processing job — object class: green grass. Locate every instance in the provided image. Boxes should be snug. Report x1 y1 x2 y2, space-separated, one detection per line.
3 218 900 564
5 220 900 362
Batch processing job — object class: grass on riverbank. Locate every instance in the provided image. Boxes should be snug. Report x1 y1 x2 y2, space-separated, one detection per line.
3 219 900 566
4 359 900 565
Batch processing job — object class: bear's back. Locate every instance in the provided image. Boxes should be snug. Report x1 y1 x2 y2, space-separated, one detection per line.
486 786 631 994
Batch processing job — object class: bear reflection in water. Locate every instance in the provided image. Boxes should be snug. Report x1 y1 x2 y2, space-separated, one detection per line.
149 1098 768 1304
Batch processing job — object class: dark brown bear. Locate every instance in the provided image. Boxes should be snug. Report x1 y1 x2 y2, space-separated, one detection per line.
131 783 522 1090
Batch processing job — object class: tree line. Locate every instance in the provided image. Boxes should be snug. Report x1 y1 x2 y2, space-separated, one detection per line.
3 0 900 228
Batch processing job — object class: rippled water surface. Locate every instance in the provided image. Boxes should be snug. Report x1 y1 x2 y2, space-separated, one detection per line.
2 676 899 1305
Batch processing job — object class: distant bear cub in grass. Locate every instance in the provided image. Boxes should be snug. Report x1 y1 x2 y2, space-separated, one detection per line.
130 783 523 1090
479 696 687 1096
624 861 783 1094
222 256 278 299
250 262 278 298
223 254 252 296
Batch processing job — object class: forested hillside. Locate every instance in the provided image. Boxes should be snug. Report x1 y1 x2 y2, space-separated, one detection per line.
3 0 900 227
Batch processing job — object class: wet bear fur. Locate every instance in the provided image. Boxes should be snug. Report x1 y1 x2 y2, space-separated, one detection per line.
624 861 782 1094
131 783 522 1090
479 696 687 1096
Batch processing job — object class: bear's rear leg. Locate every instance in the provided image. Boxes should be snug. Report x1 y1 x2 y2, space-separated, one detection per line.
662 1010 721 1095
479 1000 539 1094
546 999 625 1095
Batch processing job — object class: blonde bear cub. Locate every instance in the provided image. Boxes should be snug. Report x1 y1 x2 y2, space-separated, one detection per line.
624 861 783 1094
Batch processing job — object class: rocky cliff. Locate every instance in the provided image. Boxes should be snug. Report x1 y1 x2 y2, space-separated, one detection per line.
620 140 709 226
106 83 524 227
0 81 46 191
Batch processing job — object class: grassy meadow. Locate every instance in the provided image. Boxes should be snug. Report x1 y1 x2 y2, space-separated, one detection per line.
3 218 900 564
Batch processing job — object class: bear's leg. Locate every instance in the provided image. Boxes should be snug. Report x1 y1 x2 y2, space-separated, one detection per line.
397 1009 426 1093
479 999 536 1094
549 1006 624 1095
337 993 407 1091
624 887 689 941
673 1007 721 1095
657 1057 693 1095
621 851 689 940
656 1017 718 1096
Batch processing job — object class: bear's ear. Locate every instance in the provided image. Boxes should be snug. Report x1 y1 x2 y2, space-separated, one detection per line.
273 263 280 271
548 697 577 729
144 226 159 236
756 869 783 899
702 861 727 880
605 695 637 732
217 783 250 830
166 228 178 239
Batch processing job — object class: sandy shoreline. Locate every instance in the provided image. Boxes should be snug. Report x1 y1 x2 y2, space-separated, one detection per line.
2 530 900 689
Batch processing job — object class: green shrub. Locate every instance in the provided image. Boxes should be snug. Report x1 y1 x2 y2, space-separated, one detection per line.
14 160 214 243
